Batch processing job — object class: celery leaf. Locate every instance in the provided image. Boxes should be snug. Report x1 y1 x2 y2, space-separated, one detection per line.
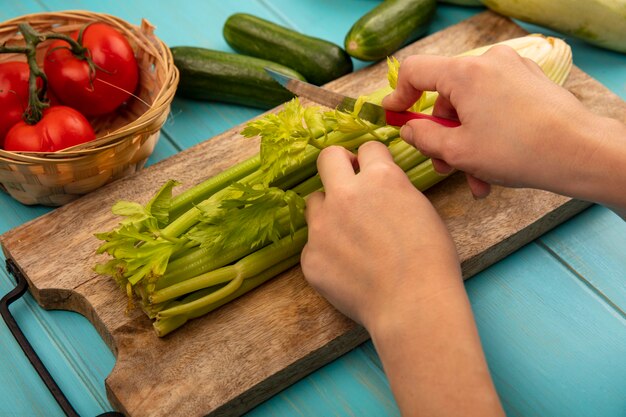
187 183 305 251
387 56 400 90
146 180 180 227
242 99 322 184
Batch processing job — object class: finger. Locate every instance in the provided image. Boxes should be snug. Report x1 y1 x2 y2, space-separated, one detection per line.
432 94 458 121
431 158 454 175
304 191 325 225
382 55 457 111
300 244 309 267
382 87 422 112
316 146 357 191
486 45 545 78
400 118 458 161
356 141 395 169
465 174 491 199
521 55 543 73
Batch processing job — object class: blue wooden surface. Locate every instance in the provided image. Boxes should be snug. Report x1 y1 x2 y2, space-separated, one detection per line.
1 1 625 416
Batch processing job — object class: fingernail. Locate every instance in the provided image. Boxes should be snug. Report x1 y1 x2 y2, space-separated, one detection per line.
400 125 413 142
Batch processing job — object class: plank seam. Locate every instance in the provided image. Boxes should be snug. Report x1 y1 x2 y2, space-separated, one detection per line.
159 129 183 153
34 0 50 12
258 0 301 30
536 240 626 320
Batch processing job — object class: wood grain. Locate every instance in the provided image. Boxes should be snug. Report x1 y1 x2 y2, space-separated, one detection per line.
1 11 625 417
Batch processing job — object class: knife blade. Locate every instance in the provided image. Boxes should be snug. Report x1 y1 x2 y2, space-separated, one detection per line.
265 67 460 128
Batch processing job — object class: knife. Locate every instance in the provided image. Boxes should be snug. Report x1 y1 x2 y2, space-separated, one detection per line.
265 68 460 128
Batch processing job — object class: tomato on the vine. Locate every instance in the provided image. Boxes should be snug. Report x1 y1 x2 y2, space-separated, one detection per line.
44 23 139 116
4 106 95 152
0 61 30 147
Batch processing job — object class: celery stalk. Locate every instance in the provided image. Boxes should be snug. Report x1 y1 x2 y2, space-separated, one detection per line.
153 254 301 337
156 228 308 318
168 154 261 220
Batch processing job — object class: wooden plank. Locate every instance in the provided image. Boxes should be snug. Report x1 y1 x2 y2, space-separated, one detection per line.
466 243 626 417
247 347 399 417
539 205 626 312
1 12 625 417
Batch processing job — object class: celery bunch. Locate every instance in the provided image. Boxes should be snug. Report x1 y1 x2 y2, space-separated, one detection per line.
94 34 572 336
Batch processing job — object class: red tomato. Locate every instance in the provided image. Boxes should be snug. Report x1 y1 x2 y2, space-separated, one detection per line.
44 23 139 116
4 106 95 152
0 62 30 147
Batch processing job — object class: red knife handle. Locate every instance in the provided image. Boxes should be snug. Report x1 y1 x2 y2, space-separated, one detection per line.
385 109 461 128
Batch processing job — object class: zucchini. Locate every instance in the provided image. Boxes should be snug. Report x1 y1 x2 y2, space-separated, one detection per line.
223 13 353 86
345 0 437 61
171 46 305 110
482 0 626 53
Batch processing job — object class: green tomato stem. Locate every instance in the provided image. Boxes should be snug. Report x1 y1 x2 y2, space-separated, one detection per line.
15 24 49 125
0 23 95 125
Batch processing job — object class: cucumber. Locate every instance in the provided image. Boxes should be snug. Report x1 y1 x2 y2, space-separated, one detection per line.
223 13 353 86
345 0 437 61
171 46 305 110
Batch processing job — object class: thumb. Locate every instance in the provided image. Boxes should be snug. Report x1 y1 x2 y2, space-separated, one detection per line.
400 119 455 160
382 88 422 112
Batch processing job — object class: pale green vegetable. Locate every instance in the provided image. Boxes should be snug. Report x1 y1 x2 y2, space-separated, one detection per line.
385 34 572 116
460 34 573 86
482 0 626 53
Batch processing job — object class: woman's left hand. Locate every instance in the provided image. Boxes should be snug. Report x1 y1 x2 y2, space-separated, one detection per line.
301 141 462 330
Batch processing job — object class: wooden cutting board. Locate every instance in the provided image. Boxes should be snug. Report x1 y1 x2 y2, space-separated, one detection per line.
2 11 625 417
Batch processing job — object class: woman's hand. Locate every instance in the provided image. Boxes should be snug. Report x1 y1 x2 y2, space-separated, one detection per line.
301 141 461 329
383 45 626 210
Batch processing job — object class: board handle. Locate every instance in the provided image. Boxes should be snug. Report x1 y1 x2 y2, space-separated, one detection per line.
0 259 125 417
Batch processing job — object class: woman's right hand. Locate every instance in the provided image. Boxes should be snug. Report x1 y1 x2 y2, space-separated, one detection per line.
383 45 626 214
